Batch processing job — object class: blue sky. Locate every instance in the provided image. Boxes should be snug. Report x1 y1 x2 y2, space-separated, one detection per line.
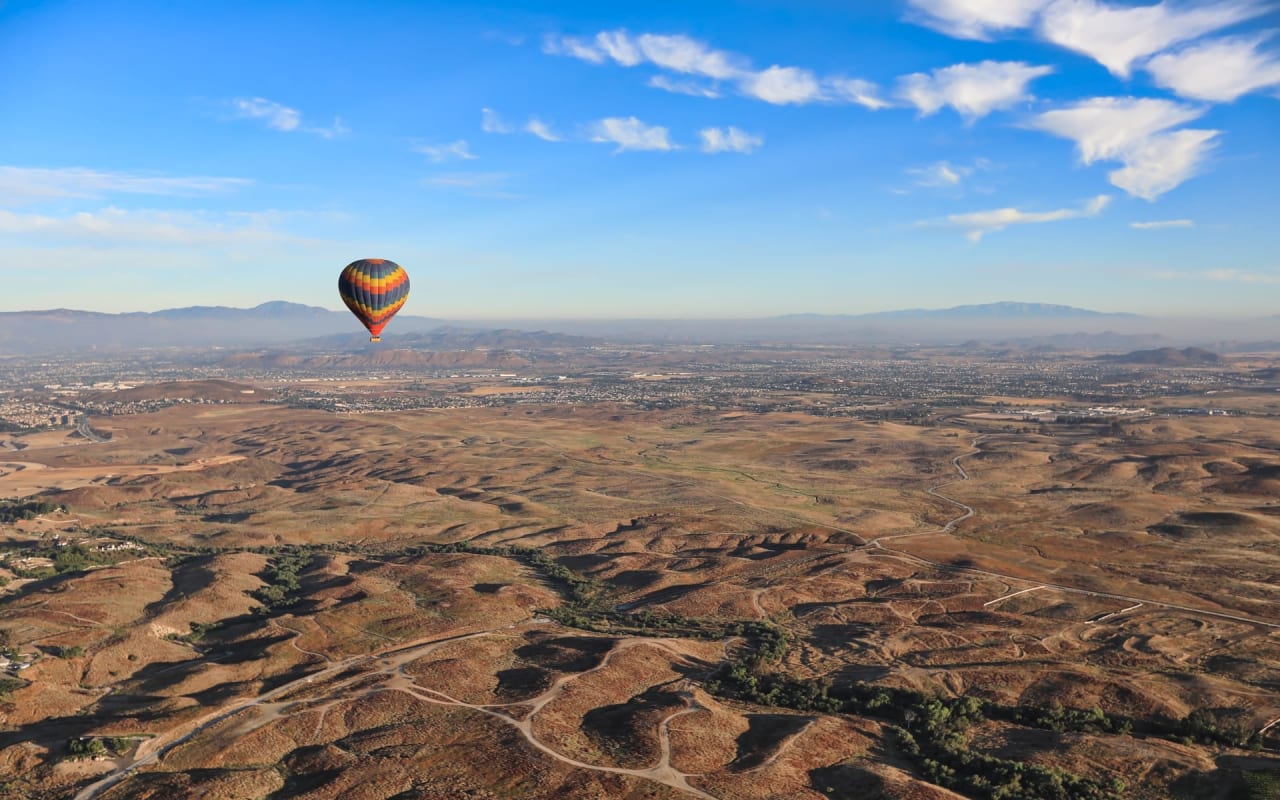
1 0 1278 318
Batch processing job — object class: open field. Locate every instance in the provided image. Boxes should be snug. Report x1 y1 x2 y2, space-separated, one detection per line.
1 371 1279 799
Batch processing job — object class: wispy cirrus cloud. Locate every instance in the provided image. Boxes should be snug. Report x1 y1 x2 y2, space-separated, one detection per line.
0 206 311 245
230 97 347 138
422 171 522 199
544 29 887 109
481 109 564 142
1158 268 1280 283
1130 219 1193 229
826 78 893 110
1145 34 1280 102
1030 97 1218 200
414 140 477 163
0 166 251 206
905 0 1048 40
481 107 513 134
907 159 990 188
898 61 1054 120
647 75 721 98
929 194 1110 241
587 117 676 152
1203 268 1280 283
524 119 563 141
699 127 763 154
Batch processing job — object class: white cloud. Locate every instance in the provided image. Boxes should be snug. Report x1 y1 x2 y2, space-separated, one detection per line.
543 34 608 63
233 97 300 131
596 29 644 66
230 97 346 138
525 119 562 141
1031 97 1218 200
699 127 764 154
587 117 676 152
0 166 250 205
1130 219 1193 229
824 77 892 110
0 206 305 245
633 32 744 80
309 118 349 139
545 28 882 108
898 61 1054 120
908 161 970 187
906 0 1049 40
742 65 823 105
415 140 477 163
481 107 513 134
647 75 721 98
1038 0 1268 78
1146 34 1280 102
1107 128 1219 200
1032 97 1204 162
933 194 1110 241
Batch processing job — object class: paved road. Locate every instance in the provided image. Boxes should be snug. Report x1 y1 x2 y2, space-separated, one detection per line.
75 418 109 444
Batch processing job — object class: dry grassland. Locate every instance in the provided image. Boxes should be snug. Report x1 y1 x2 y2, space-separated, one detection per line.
0 397 1277 798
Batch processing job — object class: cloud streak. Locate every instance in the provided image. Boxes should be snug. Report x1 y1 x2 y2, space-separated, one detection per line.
524 119 563 141
415 140 477 163
1202 268 1280 283
907 159 988 188
1131 219 1193 229
931 194 1110 241
230 97 347 138
481 107 513 134
0 166 251 206
0 206 309 245
545 29 887 108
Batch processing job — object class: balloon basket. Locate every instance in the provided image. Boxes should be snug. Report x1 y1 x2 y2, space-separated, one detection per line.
369 336 382 343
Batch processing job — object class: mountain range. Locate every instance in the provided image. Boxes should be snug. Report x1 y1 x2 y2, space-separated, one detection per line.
0 301 1275 354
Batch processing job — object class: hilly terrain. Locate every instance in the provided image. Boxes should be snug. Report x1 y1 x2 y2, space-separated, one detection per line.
0 354 1278 799
1102 346 1223 366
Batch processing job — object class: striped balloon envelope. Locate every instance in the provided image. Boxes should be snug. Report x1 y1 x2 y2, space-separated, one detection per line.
337 258 410 342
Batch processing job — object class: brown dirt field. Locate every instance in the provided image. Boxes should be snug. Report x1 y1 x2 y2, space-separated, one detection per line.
2 399 1279 799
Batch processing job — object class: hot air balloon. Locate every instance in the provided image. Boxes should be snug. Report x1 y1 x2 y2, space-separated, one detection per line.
338 258 410 342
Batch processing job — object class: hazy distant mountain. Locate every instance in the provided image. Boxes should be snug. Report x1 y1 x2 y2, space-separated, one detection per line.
0 302 445 353
1100 347 1222 366
1 300 1277 353
780 301 1141 321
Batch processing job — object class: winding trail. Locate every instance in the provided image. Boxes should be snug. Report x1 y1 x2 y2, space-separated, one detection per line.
868 437 981 546
74 626 720 800
867 434 1280 631
72 627 491 800
272 620 331 663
